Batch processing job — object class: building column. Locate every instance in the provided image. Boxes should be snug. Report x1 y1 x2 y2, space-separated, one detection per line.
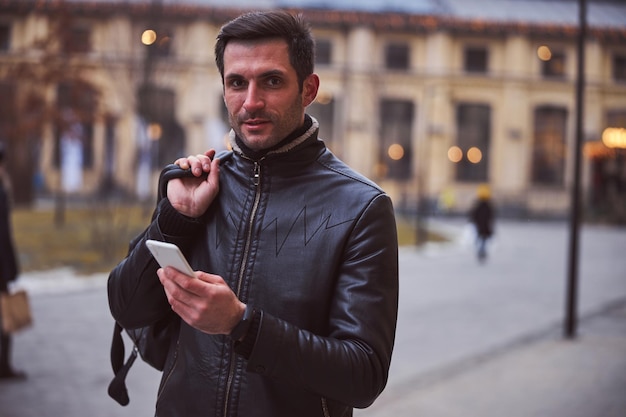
342 26 377 177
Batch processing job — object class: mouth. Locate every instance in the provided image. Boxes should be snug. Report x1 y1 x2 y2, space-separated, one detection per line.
243 119 269 130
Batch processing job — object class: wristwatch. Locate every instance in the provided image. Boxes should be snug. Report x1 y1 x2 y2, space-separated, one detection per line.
230 305 254 341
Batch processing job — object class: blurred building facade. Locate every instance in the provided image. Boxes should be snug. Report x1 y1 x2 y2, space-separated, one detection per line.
0 0 625 220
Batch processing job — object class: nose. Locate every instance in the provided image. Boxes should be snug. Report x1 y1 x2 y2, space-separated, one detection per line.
243 83 264 113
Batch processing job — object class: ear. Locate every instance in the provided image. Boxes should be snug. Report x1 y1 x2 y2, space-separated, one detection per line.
302 74 320 107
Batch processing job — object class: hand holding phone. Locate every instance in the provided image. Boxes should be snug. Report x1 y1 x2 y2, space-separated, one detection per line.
146 239 195 277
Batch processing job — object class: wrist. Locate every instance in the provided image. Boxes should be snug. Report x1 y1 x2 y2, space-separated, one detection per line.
230 305 254 342
157 199 201 235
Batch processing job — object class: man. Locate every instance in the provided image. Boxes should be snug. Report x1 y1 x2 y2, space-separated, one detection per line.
0 143 24 379
108 10 398 416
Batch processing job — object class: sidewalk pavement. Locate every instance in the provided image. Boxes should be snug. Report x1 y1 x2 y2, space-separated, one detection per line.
0 273 160 417
360 300 626 417
358 218 626 417
1 219 625 417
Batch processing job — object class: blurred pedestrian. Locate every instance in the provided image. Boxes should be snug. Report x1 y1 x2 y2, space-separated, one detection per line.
469 183 495 262
0 143 25 379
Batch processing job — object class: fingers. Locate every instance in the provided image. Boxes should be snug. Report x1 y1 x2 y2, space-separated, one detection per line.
195 270 226 285
158 267 225 306
157 267 240 334
158 267 197 307
175 149 218 176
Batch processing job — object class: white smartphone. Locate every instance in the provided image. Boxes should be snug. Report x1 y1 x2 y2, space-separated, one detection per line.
145 239 195 277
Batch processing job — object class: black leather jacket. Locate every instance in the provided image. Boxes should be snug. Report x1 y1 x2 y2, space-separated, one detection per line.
108 118 399 417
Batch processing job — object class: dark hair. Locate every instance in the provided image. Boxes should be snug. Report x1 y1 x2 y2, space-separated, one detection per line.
215 11 315 90
0 142 4 164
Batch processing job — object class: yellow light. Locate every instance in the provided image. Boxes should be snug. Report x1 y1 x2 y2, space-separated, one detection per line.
602 127 626 149
584 141 613 158
537 45 552 61
447 146 463 163
467 147 483 163
141 30 157 46
147 123 162 140
388 144 405 161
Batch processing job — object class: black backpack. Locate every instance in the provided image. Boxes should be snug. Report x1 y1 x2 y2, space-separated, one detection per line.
107 163 206 406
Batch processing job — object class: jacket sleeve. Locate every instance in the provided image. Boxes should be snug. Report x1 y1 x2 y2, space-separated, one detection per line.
245 193 399 408
107 198 204 329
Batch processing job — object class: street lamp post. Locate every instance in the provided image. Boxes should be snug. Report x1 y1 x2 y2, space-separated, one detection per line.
564 0 586 339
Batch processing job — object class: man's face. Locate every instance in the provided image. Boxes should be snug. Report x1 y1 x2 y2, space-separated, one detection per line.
223 38 319 152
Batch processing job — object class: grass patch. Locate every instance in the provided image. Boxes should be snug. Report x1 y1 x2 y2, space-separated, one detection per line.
396 215 449 246
12 203 153 274
11 205 447 274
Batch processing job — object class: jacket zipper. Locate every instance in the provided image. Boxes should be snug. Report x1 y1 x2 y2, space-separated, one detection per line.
156 339 179 402
223 159 263 417
321 397 331 417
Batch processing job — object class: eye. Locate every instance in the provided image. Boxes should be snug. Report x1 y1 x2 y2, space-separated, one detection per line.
227 78 246 89
266 76 282 87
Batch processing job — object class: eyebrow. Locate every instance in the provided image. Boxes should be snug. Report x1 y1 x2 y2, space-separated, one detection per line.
225 69 286 81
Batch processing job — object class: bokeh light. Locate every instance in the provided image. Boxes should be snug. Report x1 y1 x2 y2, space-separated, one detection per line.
467 146 483 163
447 146 463 163
388 144 405 160
602 127 626 149
141 29 157 46
537 45 552 61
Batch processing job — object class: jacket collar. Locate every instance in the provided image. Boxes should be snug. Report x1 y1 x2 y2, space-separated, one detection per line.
229 115 319 161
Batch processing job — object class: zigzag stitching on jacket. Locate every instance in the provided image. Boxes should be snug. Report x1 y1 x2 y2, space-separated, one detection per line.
215 211 241 249
261 205 355 256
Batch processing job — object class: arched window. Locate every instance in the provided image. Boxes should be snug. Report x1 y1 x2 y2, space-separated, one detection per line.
455 103 491 182
532 106 567 186
379 99 414 180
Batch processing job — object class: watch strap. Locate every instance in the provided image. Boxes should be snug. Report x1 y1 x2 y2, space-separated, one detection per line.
230 305 254 341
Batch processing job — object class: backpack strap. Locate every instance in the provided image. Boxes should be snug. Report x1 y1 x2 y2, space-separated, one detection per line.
107 322 138 406
157 150 233 201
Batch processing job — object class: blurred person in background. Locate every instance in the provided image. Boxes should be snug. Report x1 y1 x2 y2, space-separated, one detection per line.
469 183 495 263
0 143 25 379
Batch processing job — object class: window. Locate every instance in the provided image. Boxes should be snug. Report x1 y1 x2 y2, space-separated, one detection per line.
455 103 491 182
137 85 185 167
613 54 626 82
0 23 10 52
54 82 97 172
62 25 91 54
384 42 410 70
315 38 332 66
532 106 567 186
464 46 488 73
541 50 565 78
607 110 626 129
379 99 414 180
588 110 626 215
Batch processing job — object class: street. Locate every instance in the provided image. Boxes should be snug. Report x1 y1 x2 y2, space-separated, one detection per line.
1 218 625 417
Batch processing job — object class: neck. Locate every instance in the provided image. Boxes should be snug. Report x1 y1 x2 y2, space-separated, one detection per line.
233 114 315 160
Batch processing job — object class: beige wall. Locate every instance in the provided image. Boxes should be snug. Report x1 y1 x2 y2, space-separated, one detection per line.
2 9 625 216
